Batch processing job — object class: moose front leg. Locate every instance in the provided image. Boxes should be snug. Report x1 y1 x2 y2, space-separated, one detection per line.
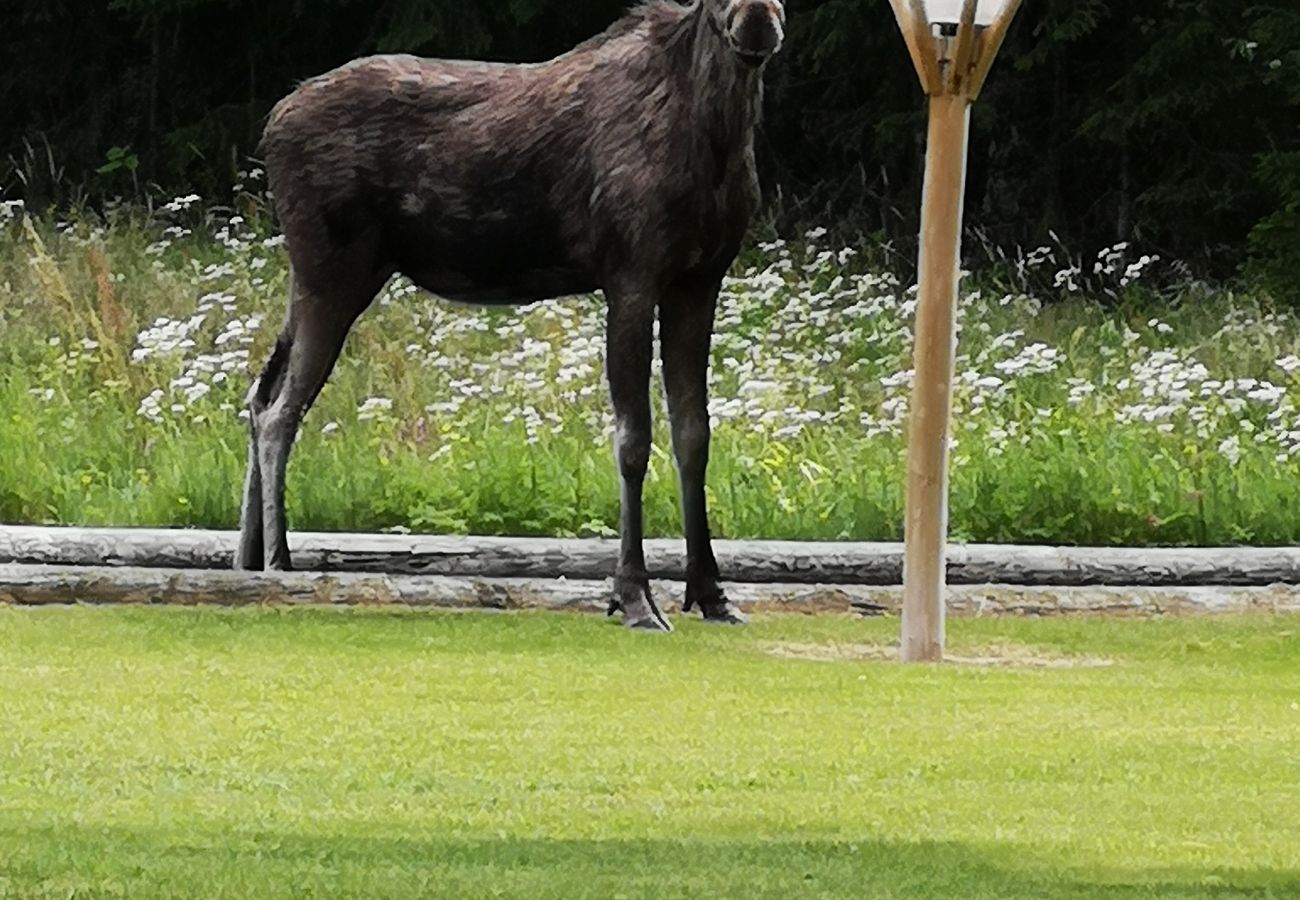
605 288 673 632
659 282 748 624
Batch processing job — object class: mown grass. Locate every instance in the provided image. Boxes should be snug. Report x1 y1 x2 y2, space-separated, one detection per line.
0 609 1297 898
2 201 1300 544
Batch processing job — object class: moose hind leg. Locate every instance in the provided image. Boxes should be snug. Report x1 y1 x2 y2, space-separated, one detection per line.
660 286 747 625
235 335 291 570
605 292 671 632
253 297 358 570
235 436 264 570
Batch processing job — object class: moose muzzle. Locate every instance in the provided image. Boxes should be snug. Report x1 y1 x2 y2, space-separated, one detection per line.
726 0 785 66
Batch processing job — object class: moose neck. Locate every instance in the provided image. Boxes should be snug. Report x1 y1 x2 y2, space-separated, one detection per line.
687 4 764 162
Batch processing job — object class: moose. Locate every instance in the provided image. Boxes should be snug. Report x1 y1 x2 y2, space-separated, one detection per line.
236 0 787 631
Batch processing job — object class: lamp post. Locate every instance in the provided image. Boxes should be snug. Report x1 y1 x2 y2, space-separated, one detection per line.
889 0 1023 663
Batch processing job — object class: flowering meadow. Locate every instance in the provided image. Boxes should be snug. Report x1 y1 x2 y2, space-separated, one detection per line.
2 190 1299 546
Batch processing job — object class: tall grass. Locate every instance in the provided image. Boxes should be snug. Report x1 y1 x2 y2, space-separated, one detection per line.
1 190 1298 544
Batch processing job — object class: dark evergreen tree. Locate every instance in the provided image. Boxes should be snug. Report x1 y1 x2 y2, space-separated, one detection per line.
1 0 1296 292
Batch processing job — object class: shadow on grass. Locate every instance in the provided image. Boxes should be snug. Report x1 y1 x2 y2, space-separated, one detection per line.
1 825 1294 899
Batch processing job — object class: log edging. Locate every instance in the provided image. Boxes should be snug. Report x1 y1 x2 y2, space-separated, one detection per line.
3 563 1300 616
2 525 1300 587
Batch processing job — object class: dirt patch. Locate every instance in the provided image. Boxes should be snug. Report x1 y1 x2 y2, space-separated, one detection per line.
761 640 1115 669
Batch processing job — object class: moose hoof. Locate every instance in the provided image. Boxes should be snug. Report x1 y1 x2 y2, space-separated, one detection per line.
612 580 673 633
699 599 750 626
232 555 263 572
627 611 674 632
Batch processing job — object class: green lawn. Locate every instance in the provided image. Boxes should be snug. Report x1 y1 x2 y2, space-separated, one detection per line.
1 608 1298 898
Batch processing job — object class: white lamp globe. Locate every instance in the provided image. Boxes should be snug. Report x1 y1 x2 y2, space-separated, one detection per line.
923 0 1011 27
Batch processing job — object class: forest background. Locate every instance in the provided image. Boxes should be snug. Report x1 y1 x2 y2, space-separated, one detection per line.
4 0 1299 295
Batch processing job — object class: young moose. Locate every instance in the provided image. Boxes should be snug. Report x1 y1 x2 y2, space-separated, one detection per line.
236 0 787 631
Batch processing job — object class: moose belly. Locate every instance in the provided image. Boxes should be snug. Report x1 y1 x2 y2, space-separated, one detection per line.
386 195 598 305
401 263 598 306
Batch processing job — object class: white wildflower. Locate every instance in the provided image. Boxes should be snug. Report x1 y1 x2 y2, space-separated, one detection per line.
357 397 394 421
1219 435 1241 466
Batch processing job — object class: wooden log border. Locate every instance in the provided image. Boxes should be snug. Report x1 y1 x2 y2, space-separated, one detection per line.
2 526 1300 587
3 564 1300 617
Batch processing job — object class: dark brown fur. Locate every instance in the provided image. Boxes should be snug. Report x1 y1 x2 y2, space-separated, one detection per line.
237 0 786 631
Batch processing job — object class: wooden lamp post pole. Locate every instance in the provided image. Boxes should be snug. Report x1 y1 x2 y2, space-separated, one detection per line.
889 0 1023 663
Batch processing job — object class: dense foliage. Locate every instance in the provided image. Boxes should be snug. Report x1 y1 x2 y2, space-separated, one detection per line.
3 0 1298 292
4 198 1300 544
